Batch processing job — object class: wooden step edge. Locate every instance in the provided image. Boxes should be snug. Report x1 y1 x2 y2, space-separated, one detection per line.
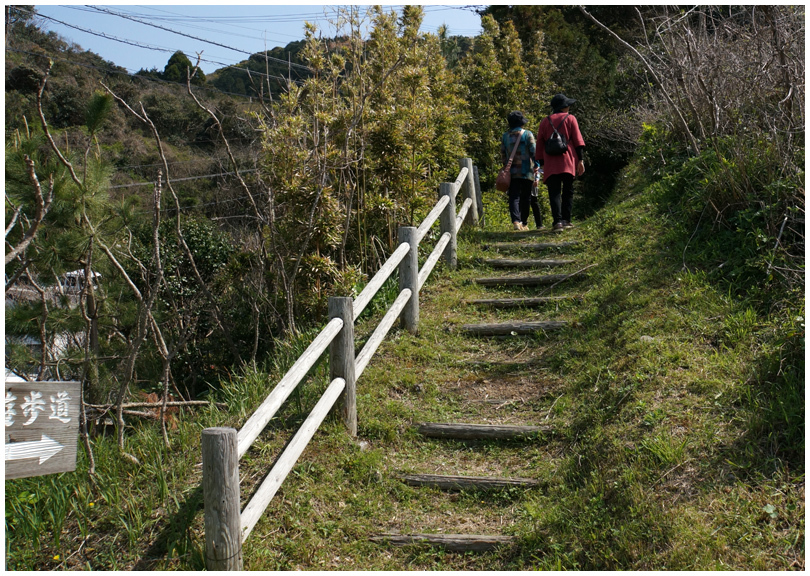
398 473 539 491
461 321 568 335
482 258 576 268
481 229 551 239
370 533 514 552
466 296 572 308
483 241 580 250
464 359 547 367
468 398 529 404
474 273 580 286
416 422 552 440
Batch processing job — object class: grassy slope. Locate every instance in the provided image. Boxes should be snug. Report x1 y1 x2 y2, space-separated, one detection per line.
5 163 804 570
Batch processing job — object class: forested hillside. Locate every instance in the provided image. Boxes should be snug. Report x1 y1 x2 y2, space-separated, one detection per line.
5 4 563 400
5 5 804 570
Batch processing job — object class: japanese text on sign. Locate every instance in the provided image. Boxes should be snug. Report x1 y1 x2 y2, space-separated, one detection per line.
6 389 73 427
5 381 81 480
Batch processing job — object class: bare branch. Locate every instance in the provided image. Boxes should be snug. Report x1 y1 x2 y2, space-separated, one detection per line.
35 62 84 187
579 5 701 154
5 202 22 238
25 267 51 380
186 55 264 223
102 80 245 365
5 156 54 265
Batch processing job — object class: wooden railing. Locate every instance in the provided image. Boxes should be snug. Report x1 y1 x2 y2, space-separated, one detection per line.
201 159 482 570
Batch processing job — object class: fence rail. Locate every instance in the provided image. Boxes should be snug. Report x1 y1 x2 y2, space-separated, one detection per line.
202 159 482 570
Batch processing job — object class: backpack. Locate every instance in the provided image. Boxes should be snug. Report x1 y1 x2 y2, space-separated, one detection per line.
544 113 570 156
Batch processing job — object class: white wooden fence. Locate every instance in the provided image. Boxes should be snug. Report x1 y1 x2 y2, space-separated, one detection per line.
202 159 482 570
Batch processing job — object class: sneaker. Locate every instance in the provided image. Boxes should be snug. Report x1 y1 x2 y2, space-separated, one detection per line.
552 222 564 232
513 221 525 231
562 220 574 229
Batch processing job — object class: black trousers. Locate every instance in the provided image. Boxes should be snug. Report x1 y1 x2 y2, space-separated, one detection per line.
523 190 544 228
545 173 575 224
507 178 533 224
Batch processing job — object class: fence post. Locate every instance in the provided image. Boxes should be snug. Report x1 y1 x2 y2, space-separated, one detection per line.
473 165 484 227
329 297 356 436
202 427 243 571
459 157 479 227
439 183 457 270
398 226 419 334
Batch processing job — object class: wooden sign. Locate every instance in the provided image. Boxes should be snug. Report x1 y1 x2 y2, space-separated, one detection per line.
5 381 81 480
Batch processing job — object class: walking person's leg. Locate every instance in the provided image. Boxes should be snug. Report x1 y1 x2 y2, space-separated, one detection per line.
529 192 543 228
518 179 532 229
561 174 575 228
545 174 563 231
508 180 524 230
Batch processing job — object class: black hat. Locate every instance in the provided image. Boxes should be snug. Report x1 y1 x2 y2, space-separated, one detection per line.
507 111 528 128
550 94 576 111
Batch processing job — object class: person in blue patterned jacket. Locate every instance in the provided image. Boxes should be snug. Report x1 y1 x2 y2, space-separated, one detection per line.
500 111 543 231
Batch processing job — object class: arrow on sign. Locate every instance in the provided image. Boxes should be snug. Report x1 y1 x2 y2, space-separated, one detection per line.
5 435 65 464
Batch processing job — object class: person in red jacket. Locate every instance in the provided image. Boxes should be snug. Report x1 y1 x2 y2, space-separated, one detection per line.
535 94 586 232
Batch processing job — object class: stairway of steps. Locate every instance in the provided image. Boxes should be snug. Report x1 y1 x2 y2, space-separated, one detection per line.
372 227 581 553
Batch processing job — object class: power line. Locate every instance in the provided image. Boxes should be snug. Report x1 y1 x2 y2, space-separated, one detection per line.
6 45 303 102
127 187 269 218
52 4 326 57
32 4 482 75
110 169 259 189
87 5 314 73
114 158 255 172
34 10 169 54
22 13 308 86
20 5 309 88
25 4 482 94
102 5 335 24
96 4 332 38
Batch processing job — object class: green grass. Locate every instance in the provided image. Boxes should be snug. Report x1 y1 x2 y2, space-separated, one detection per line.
5 163 804 570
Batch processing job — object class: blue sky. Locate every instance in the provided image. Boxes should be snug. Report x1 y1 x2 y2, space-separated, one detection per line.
33 4 485 75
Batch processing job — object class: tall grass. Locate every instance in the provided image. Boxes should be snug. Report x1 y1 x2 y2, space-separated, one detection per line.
637 127 804 308
517 132 803 569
